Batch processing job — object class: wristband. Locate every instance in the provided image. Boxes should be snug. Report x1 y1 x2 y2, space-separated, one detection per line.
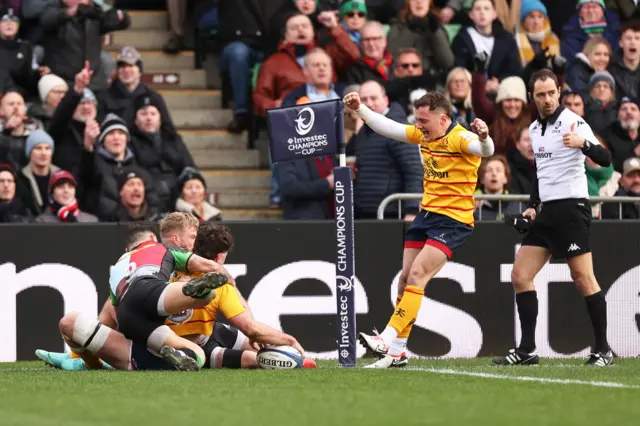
581 139 592 153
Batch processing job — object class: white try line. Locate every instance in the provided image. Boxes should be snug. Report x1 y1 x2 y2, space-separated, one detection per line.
408 367 640 390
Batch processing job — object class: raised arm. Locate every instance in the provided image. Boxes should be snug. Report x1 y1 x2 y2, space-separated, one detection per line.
344 92 411 143
464 118 495 157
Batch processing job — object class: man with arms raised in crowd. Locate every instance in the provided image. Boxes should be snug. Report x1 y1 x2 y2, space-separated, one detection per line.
343 90 495 368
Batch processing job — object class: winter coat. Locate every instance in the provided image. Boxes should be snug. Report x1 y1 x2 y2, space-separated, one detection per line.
128 126 195 211
27 103 54 132
0 118 42 169
352 102 424 218
253 26 359 116
387 15 455 78
39 2 130 92
282 83 345 107
35 209 98 223
385 74 439 117
606 0 640 21
451 23 522 81
107 202 166 223
507 149 535 195
175 197 222 222
597 121 640 173
17 164 60 216
601 186 640 219
98 79 176 133
0 198 34 223
474 189 522 221
0 38 39 101
278 156 336 220
584 98 617 135
561 11 620 68
566 53 595 95
608 52 640 101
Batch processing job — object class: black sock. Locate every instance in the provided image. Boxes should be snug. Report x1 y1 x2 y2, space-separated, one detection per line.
516 291 538 353
585 291 610 353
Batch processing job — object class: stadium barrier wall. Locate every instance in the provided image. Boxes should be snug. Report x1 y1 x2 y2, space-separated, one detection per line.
0 222 638 362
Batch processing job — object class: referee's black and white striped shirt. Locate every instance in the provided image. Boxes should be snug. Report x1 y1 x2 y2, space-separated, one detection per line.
529 107 599 202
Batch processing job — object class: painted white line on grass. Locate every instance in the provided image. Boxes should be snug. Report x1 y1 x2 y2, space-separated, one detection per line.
408 367 640 390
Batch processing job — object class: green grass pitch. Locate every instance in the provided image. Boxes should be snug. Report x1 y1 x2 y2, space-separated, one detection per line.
1 358 639 426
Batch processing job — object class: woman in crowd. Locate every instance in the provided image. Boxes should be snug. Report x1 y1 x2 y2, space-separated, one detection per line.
566 36 612 94
173 167 222 222
515 0 560 68
445 67 475 130
584 71 618 134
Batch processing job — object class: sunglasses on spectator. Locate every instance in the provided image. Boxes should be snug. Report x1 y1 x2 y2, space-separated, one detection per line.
346 12 365 18
399 63 421 69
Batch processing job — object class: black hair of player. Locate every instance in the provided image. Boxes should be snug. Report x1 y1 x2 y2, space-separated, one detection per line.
528 69 559 94
193 223 234 260
125 222 159 249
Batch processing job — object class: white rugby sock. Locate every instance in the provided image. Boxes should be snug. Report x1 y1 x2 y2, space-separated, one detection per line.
389 338 408 357
379 326 397 345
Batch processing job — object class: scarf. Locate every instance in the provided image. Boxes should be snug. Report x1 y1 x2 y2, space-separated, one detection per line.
361 54 393 81
515 20 560 67
50 199 80 222
580 18 607 35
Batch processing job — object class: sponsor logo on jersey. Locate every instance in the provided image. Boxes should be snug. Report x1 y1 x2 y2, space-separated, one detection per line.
535 146 552 159
424 157 450 179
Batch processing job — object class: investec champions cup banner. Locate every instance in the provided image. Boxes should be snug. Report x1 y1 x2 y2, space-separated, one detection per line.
266 100 343 162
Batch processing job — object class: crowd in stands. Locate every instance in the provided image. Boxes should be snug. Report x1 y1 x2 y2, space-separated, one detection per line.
1 0 640 224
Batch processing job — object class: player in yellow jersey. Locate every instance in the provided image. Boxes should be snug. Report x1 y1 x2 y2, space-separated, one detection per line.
344 89 495 368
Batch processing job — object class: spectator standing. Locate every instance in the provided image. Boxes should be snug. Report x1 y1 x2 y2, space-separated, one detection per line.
385 49 438 120
598 96 640 172
566 36 612 94
351 80 423 219
584 71 618 134
472 75 530 155
451 0 521 80
340 0 368 44
387 0 455 79
253 13 358 116
345 20 393 85
516 0 560 68
99 46 175 132
109 169 165 222
174 166 222 222
128 95 194 211
39 0 130 92
0 90 42 169
162 0 187 53
17 129 60 216
561 0 620 67
445 66 475 130
36 169 98 222
474 155 520 220
0 162 32 222
28 74 68 130
601 156 640 218
0 8 40 100
606 0 640 22
608 20 640 100
282 48 344 106
507 126 536 194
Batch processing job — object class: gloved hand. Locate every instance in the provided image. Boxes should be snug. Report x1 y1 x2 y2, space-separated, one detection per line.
551 55 567 75
505 213 532 234
473 51 488 73
529 47 549 70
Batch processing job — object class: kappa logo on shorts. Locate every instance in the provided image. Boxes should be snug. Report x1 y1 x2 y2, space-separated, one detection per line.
568 243 580 252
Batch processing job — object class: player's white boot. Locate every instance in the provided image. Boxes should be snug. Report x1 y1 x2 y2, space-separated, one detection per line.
358 329 389 358
364 353 408 369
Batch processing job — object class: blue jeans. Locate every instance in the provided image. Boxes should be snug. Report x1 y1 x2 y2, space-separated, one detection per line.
218 41 263 114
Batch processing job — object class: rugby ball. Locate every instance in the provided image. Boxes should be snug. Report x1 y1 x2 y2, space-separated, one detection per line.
256 345 303 370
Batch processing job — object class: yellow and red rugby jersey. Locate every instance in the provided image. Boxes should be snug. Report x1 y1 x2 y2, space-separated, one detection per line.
165 272 245 337
405 123 481 225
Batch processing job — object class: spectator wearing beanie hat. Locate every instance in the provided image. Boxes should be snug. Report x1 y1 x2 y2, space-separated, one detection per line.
48 64 99 179
598 96 640 172
516 0 561 68
584 70 618 133
0 162 32 223
561 0 620 67
174 166 222 222
17 129 61 216
472 75 531 155
340 0 367 44
28 74 68 128
129 95 194 212
387 0 454 78
98 45 176 133
35 170 98 223
107 168 165 222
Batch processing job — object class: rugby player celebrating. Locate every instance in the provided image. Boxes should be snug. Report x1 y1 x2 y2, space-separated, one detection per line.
344 90 495 368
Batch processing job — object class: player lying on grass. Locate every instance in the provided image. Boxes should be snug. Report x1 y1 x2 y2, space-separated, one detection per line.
344 90 495 368
38 223 310 371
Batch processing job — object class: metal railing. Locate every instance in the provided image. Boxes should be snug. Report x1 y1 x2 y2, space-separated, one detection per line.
377 193 640 220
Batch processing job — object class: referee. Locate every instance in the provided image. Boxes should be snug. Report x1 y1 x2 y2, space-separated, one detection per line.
493 69 614 367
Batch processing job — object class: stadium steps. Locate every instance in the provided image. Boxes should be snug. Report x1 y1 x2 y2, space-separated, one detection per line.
106 10 282 220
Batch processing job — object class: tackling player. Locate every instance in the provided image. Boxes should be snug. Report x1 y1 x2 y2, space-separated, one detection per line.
343 90 495 368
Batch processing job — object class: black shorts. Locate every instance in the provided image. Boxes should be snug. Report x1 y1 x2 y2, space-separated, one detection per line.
130 343 174 371
404 210 473 259
116 277 168 345
522 198 591 260
202 323 243 366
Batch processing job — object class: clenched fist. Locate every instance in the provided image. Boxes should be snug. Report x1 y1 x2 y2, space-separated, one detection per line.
343 92 361 112
471 118 489 140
